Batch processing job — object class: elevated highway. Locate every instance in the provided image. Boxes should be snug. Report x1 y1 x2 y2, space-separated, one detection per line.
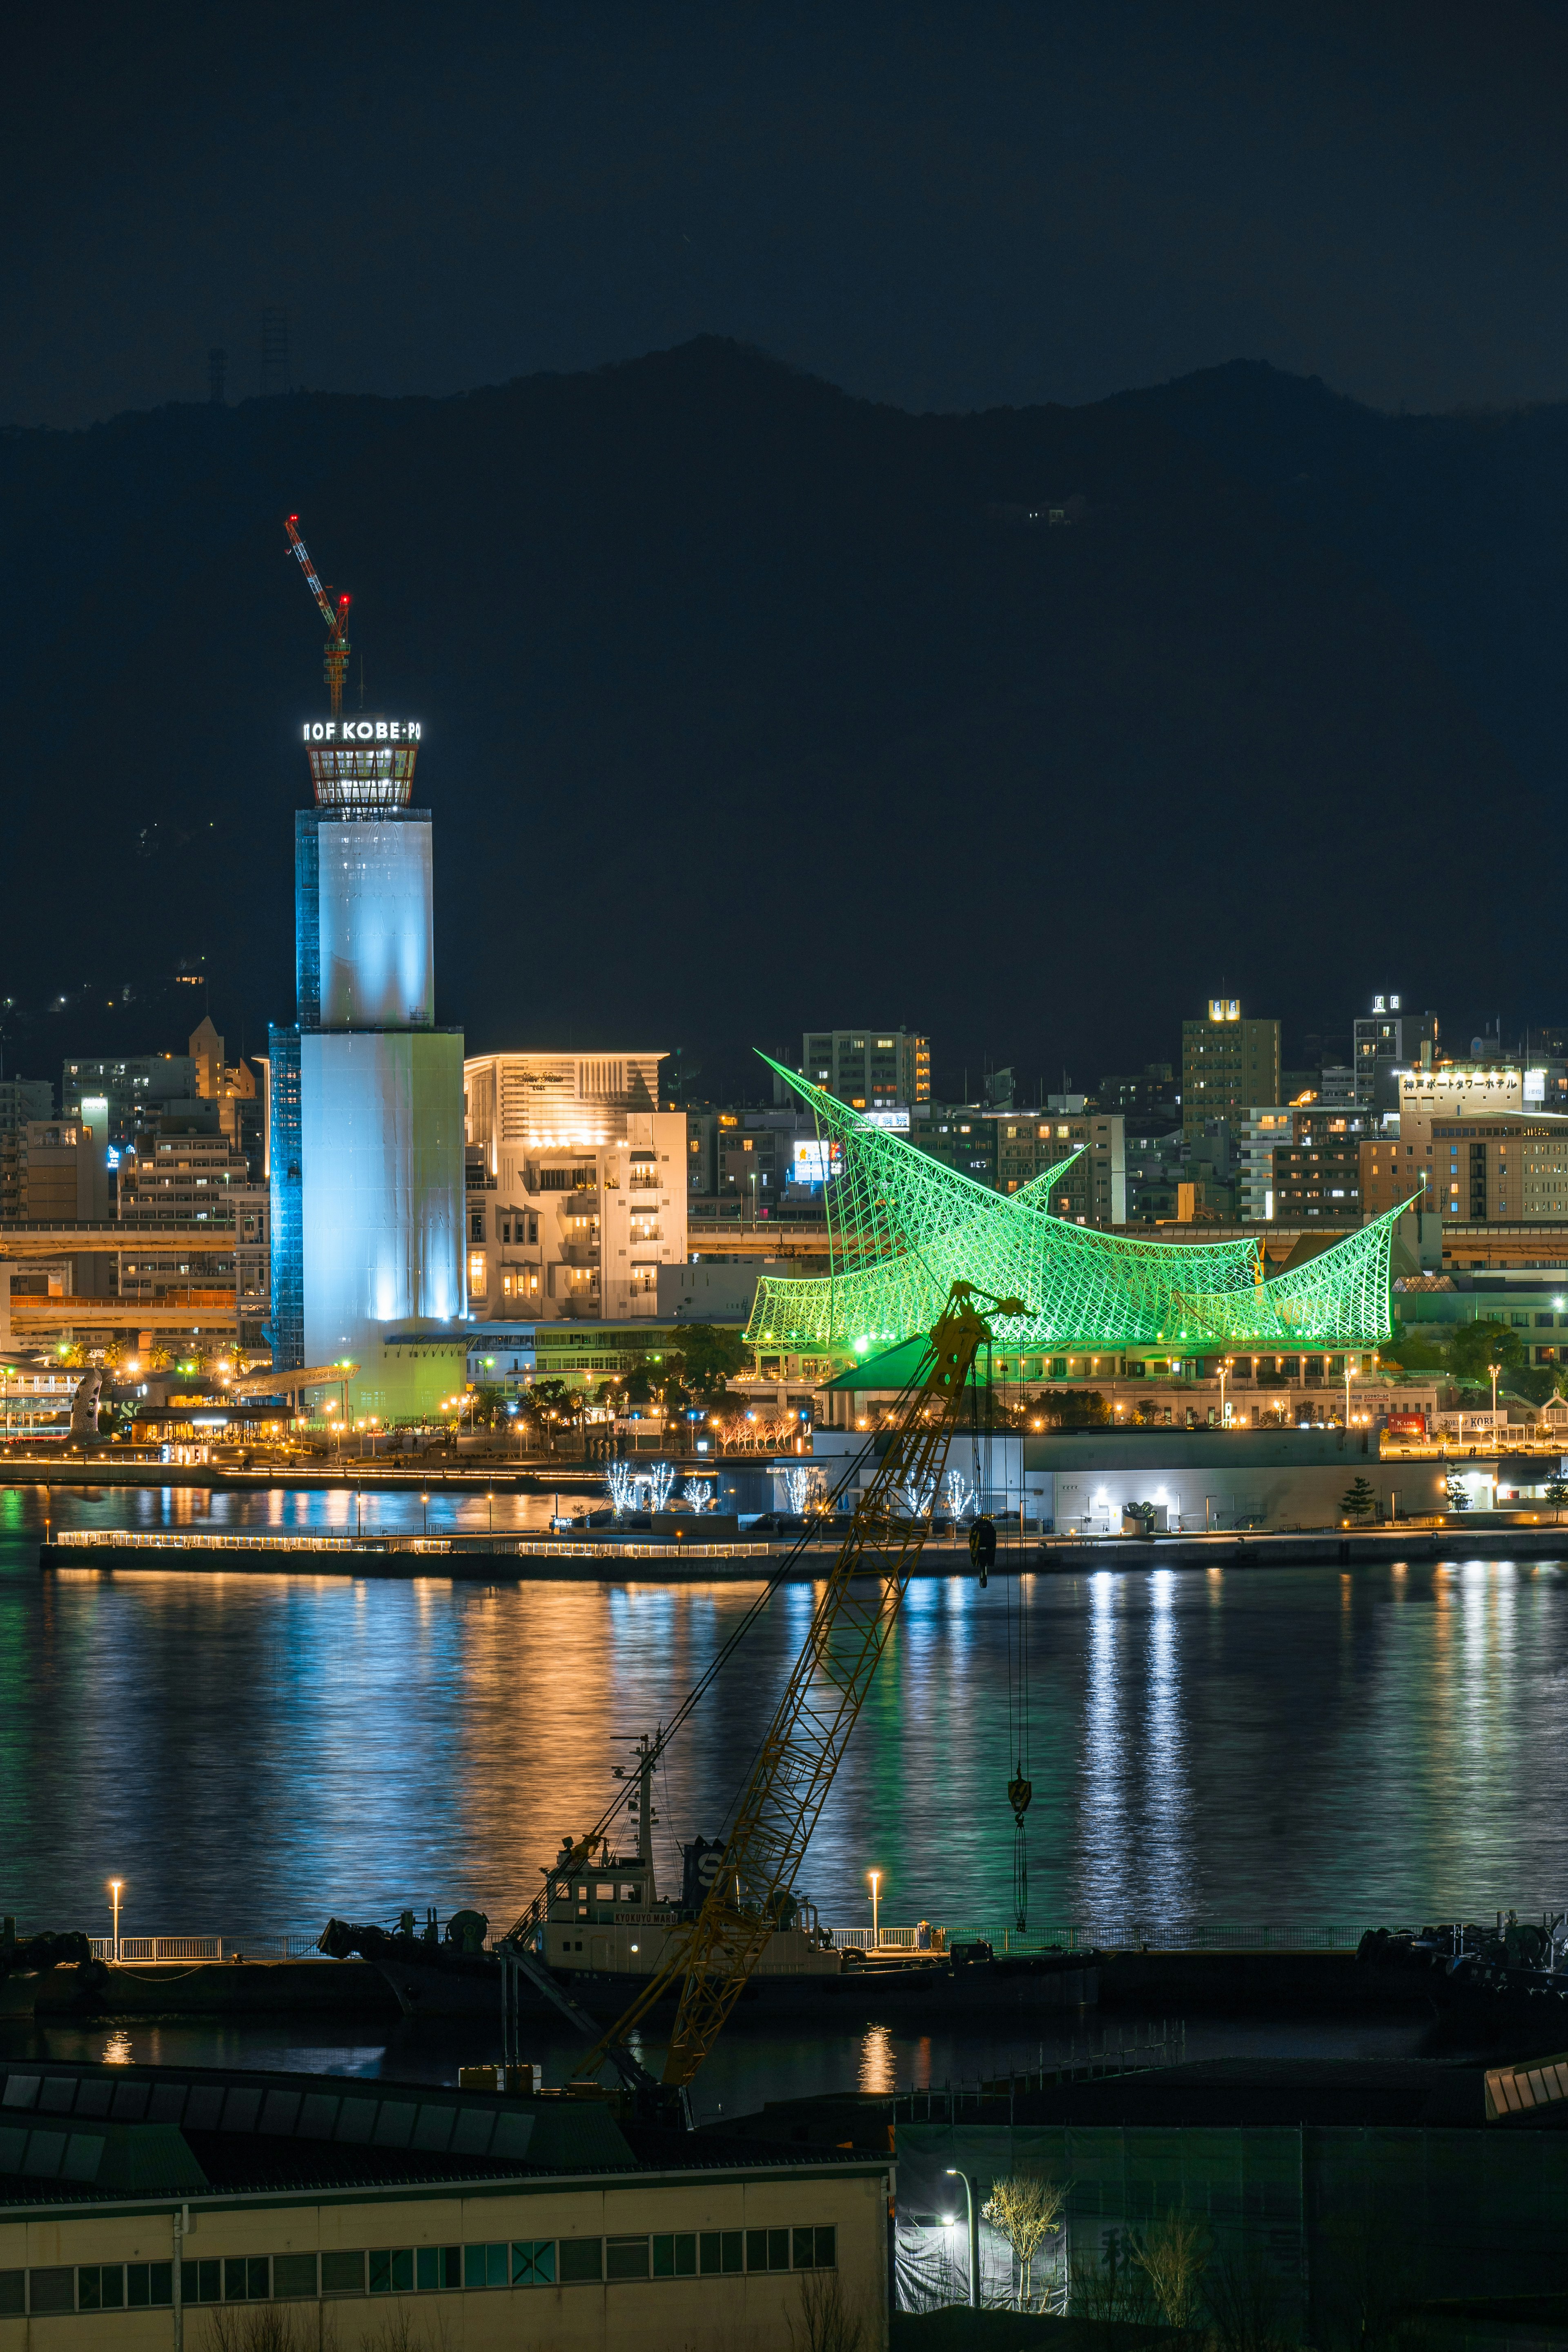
0 1223 234 1257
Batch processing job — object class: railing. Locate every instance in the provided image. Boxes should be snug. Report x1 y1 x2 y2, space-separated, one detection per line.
830 1919 1379 1952
85 1934 326 1962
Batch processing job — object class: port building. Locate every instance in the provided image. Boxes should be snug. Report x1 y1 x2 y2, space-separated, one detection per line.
0 2055 886 2351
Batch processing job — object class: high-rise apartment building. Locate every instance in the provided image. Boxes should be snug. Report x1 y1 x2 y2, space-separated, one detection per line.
463 1053 685 1321
269 716 465 1414
784 1029 931 1114
1180 1001 1281 1139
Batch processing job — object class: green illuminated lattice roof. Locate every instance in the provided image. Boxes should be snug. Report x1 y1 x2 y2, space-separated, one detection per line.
744 1058 1407 1357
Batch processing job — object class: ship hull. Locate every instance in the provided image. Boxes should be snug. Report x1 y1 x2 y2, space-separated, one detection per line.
367 1949 1098 2022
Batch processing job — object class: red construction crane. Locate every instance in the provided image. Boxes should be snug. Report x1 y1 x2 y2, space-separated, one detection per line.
284 515 352 718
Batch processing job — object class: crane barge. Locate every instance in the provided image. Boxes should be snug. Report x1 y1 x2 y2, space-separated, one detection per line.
321 1284 1094 2105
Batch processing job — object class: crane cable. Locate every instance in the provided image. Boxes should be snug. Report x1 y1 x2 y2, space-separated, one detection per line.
997 1334 1032 1929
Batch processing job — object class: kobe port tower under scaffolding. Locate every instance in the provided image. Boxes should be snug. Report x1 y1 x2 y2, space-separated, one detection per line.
268 712 465 1420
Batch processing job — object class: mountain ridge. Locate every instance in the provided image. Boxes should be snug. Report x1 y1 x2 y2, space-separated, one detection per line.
0 338 1555 1093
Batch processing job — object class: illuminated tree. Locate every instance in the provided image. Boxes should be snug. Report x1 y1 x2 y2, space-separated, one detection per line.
983 2169 1069 2311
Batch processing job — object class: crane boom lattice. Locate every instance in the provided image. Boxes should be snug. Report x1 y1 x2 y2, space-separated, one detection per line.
576 1279 1016 2093
284 514 352 717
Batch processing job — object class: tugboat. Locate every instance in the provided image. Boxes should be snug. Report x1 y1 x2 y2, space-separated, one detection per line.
321 1735 1098 2022
0 1922 96 2021
321 1737 844 2020
1357 1913 1568 2051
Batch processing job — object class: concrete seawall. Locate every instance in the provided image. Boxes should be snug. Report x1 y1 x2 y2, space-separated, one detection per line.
38 1521 1568 1581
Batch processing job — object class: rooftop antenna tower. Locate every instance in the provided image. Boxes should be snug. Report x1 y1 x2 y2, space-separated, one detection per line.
261 306 290 396
283 516 352 719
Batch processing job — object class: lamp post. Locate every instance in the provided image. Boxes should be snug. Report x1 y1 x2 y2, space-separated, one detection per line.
944 2168 979 2308
109 1879 123 1963
1344 1361 1357 1429
868 1869 881 1950
421 1491 429 1541
1489 1361 1502 1425
1219 1356 1234 1427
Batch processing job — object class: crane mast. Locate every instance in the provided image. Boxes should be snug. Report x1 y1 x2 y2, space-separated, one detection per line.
284 514 352 717
573 1278 1021 2094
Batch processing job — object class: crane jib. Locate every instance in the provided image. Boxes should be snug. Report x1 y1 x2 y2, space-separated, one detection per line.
574 1279 1020 2094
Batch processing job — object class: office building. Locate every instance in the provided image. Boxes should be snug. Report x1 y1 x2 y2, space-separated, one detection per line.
1096 1064 1178 1125
0 1077 53 1134
0 1118 109 1224
463 1054 664 1152
908 1109 1127 1225
270 717 465 1415
1180 1001 1281 1138
464 1053 684 1321
61 1054 196 1147
783 1029 930 1114
1352 996 1439 1109
1270 1106 1370 1223
1237 1105 1295 1222
116 1115 261 1332
189 1014 265 1175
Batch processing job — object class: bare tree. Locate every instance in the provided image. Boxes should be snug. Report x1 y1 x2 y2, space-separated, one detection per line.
982 2169 1070 2310
1069 2231 1156 2325
786 2267 867 2352
1131 2205 1212 2329
202 2308 305 2352
1206 2244 1288 2352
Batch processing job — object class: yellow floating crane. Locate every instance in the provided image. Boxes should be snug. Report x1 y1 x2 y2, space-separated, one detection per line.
501 1278 1022 2109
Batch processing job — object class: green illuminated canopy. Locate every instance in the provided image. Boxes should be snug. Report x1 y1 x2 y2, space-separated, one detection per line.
745 1058 1408 1358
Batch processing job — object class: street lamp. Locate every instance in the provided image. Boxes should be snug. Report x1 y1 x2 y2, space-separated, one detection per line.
1219 1356 1234 1426
868 1869 882 1950
944 2168 980 2307
1489 1361 1502 1423
1344 1361 1357 1429
108 1879 123 1963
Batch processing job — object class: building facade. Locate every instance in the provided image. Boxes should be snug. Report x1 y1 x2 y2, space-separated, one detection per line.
270 719 465 1416
784 1028 930 1112
1352 997 1438 1108
60 1053 196 1148
1181 1001 1281 1139
1270 1106 1370 1224
464 1054 685 1322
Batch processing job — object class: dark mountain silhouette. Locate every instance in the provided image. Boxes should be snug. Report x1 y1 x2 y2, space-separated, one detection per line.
0 340 1557 1096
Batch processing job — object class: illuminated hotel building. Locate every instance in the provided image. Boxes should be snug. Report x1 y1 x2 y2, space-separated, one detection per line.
269 719 465 1414
462 1054 685 1320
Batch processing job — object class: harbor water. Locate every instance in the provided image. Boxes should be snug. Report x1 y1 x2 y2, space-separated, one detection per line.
5 1483 1568 1943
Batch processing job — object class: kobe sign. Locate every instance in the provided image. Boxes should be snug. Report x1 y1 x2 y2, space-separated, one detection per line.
303 719 423 743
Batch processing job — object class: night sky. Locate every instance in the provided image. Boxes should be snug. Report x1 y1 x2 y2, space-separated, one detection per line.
7 4 1568 1087
11 0 1568 431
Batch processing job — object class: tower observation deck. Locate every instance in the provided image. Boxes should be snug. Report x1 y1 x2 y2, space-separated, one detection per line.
303 716 422 809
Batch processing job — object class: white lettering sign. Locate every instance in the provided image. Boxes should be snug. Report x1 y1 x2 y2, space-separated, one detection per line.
303 720 423 744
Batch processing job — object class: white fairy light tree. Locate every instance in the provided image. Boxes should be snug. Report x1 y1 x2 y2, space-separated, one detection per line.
607 1460 637 1517
782 1466 826 1514
895 1474 936 1519
646 1461 677 1512
680 1478 713 1512
943 1467 977 1519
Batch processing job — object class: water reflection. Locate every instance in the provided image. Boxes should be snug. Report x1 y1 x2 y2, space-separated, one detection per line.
858 2025 895 2094
3 1490 1568 1938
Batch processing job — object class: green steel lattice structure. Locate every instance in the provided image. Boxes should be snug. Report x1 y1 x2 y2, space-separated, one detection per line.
744 1058 1410 1359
